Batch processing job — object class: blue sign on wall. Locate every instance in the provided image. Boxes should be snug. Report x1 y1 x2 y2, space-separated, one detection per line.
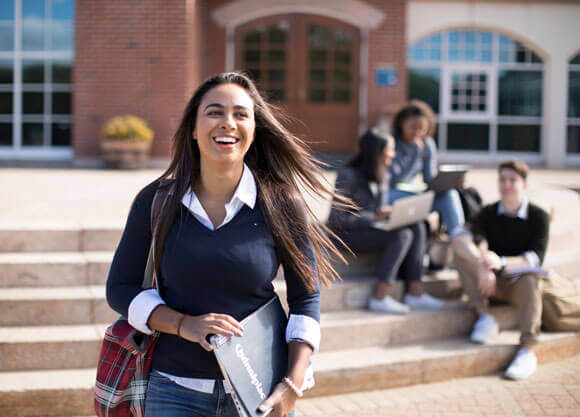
376 66 397 87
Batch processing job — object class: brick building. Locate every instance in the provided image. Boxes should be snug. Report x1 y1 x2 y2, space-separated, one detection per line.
0 0 579 168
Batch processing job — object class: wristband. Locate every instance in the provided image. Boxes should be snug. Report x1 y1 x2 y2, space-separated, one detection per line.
283 377 303 398
176 314 187 338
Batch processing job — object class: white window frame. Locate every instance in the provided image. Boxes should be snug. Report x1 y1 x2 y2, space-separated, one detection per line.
0 0 74 160
408 30 544 164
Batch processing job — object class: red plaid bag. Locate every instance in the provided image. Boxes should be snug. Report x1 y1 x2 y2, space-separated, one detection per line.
94 181 172 417
94 319 158 417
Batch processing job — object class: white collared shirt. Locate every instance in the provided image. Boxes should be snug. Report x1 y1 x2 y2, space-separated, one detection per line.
127 163 318 393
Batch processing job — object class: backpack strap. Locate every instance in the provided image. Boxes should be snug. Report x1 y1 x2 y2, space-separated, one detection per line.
142 179 174 289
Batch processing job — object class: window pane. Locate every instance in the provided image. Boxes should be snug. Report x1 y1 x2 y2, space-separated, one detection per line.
267 24 287 44
267 50 285 64
447 30 492 63
0 23 14 51
332 89 350 102
498 124 540 152
52 122 71 146
22 60 44 83
0 92 13 113
23 0 45 19
308 25 331 48
0 123 12 145
498 35 543 64
309 50 327 65
0 1 15 20
52 59 72 83
408 68 440 113
571 54 580 65
498 70 542 116
23 21 45 50
334 50 351 65
52 92 70 114
244 50 260 64
23 92 43 113
244 31 261 45
568 71 580 118
333 69 350 83
0 59 13 83
52 0 75 20
447 123 489 150
246 69 260 82
408 34 441 63
51 21 74 51
22 123 44 146
568 126 580 154
308 89 326 103
267 70 284 83
309 70 326 83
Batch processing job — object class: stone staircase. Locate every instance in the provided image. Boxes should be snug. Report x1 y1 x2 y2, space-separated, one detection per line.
1 190 580 416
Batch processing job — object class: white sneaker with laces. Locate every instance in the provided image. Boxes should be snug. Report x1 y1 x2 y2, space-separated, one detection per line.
504 347 537 380
470 313 499 344
404 293 446 310
368 296 410 314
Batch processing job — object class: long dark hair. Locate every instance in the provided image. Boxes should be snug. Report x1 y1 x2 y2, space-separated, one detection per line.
347 128 392 183
392 99 437 139
136 72 352 292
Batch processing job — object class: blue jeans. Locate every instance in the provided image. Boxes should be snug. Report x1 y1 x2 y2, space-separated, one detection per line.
145 371 295 417
389 188 465 236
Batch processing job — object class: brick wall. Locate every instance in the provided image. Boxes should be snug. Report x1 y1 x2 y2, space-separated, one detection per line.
365 0 407 129
74 0 204 158
74 0 407 158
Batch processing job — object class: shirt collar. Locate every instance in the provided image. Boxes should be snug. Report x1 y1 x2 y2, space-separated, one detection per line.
497 197 529 219
181 163 257 215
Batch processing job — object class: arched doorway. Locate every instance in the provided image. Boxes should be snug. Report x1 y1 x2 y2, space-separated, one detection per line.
235 14 359 153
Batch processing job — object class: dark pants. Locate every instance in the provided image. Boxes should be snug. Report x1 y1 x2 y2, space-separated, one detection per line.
338 222 426 290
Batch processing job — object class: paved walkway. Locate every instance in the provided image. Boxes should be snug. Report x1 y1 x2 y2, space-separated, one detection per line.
296 354 580 417
1 167 579 226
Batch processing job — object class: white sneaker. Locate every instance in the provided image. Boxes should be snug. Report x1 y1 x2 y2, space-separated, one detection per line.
368 296 410 314
470 313 499 344
504 347 538 380
404 293 446 310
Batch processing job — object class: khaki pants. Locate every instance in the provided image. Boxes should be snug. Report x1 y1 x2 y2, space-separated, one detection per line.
454 255 542 345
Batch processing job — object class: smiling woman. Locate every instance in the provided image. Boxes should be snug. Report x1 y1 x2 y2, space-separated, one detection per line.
105 72 352 417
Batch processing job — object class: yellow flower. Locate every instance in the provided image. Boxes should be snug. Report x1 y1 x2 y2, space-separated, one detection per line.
101 115 154 142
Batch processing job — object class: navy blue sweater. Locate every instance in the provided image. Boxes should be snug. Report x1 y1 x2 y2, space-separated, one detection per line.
106 184 320 378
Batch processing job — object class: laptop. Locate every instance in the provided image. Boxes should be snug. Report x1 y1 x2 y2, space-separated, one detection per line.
373 191 435 231
428 164 470 193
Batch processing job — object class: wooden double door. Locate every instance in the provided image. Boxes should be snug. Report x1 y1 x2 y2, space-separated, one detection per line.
236 14 360 153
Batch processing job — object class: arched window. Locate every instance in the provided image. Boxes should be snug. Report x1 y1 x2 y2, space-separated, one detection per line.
567 53 580 157
407 30 544 161
0 0 74 156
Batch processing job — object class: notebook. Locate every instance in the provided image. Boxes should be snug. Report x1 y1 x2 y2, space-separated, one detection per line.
210 297 288 417
373 191 435 231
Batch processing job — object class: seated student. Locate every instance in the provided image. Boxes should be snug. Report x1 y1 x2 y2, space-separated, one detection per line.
327 128 445 314
388 100 466 240
452 160 550 380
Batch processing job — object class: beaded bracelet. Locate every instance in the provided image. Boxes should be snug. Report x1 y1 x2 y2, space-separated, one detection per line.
283 377 303 398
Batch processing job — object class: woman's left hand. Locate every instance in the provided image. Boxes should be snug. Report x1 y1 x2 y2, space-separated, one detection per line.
258 382 297 417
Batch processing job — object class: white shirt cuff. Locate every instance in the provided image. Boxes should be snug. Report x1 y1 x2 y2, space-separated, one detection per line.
286 314 321 352
523 251 540 268
128 288 165 335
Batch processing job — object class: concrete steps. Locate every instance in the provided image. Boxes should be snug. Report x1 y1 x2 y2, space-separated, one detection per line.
0 305 517 372
1 331 577 417
307 330 580 397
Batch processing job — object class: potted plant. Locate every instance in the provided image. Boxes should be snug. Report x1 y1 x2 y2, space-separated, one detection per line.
100 115 154 169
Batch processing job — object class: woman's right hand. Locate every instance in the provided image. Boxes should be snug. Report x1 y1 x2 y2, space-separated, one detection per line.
178 313 244 351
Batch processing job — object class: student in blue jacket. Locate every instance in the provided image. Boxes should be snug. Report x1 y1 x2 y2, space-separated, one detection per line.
106 72 349 417
389 100 466 241
327 129 445 314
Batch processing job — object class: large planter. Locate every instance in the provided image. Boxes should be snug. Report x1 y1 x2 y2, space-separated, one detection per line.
100 139 152 169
